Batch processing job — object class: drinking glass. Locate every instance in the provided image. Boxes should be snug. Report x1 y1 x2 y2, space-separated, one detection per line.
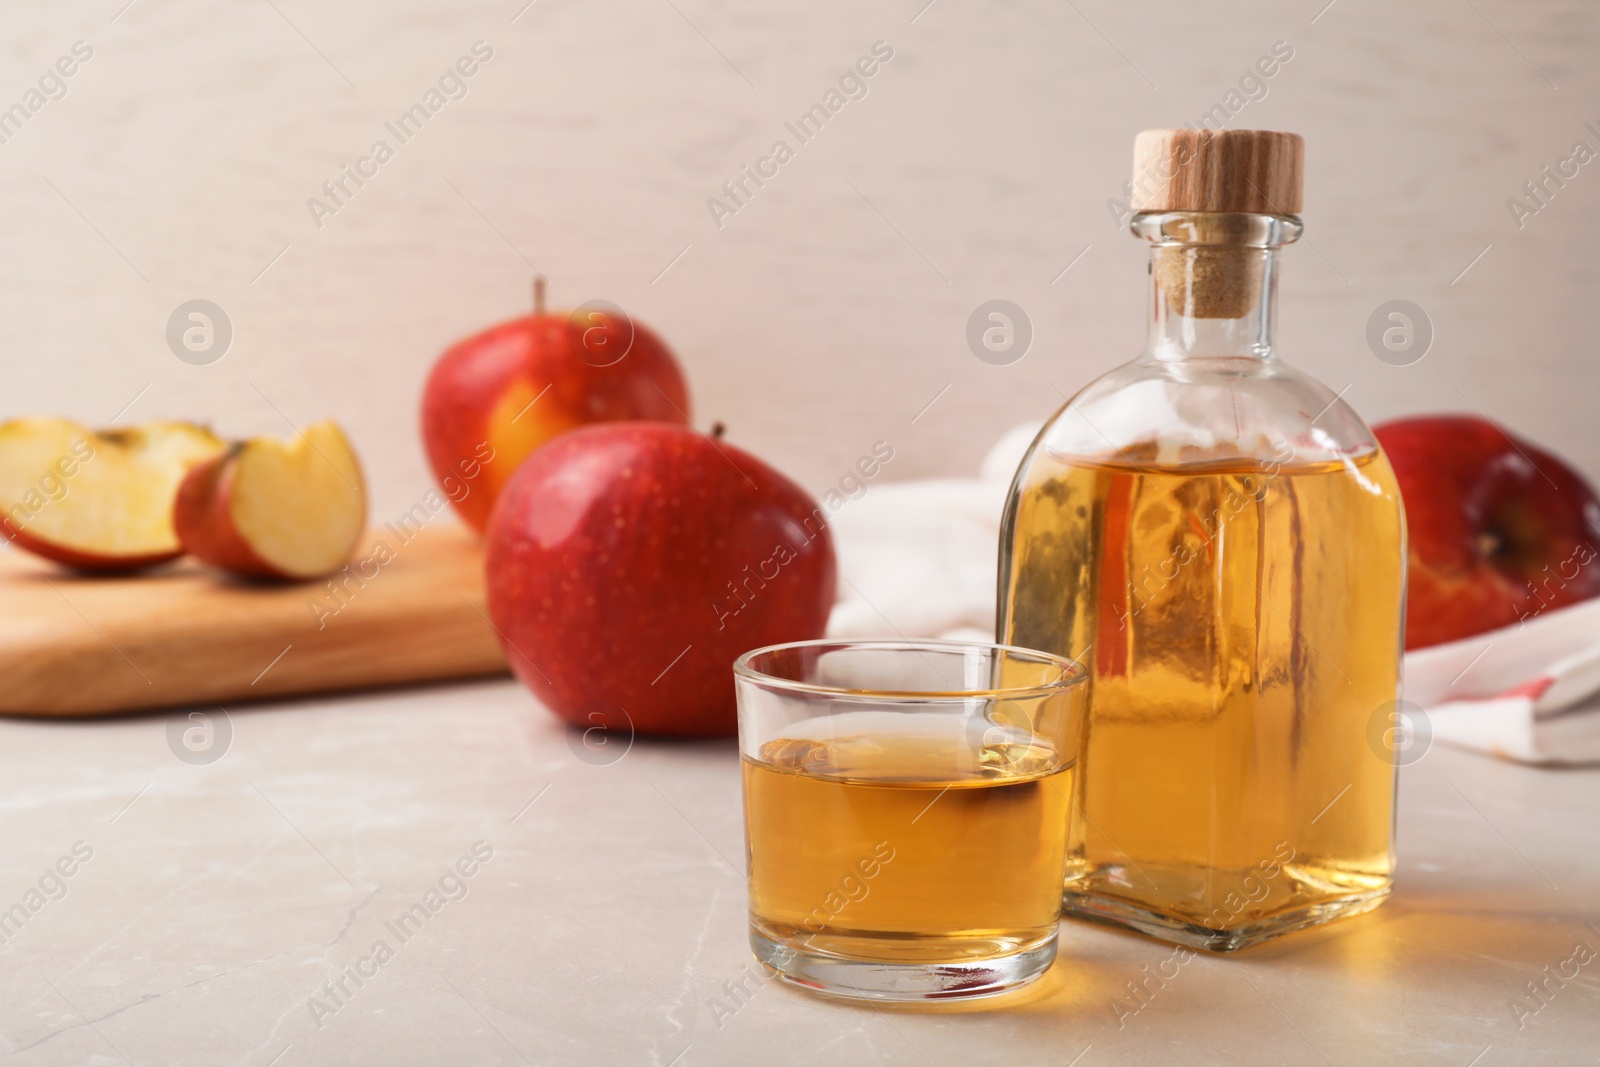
734 638 1086 1001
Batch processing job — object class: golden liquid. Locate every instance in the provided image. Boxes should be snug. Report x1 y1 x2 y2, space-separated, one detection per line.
743 715 1072 962
999 449 1403 936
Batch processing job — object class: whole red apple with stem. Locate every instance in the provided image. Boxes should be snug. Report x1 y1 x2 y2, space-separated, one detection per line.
484 423 836 737
1374 414 1600 649
421 279 691 534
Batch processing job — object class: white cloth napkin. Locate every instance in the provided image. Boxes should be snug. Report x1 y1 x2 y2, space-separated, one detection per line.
826 423 1039 645
1404 602 1600 765
826 423 1600 766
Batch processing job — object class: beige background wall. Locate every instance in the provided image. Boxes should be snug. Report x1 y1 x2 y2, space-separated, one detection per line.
3 0 1598 519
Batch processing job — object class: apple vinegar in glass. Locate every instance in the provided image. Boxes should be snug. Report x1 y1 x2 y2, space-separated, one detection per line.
743 725 1072 963
998 130 1406 950
735 641 1086 1000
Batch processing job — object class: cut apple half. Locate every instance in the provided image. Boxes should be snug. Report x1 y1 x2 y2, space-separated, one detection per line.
0 417 225 570
175 420 368 580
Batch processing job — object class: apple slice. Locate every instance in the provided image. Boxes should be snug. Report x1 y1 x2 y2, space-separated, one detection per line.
0 417 225 570
174 421 367 580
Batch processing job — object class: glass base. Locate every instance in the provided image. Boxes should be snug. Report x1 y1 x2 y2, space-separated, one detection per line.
749 927 1057 1002
1062 886 1391 953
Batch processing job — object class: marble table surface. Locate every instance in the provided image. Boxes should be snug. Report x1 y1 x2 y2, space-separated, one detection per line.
1 678 1596 1066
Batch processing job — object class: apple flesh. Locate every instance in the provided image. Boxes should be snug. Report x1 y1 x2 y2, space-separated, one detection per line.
421 289 692 534
1374 414 1600 649
484 423 836 737
0 417 225 570
174 420 368 580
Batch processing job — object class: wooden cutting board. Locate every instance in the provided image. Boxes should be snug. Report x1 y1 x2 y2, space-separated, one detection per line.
0 526 510 718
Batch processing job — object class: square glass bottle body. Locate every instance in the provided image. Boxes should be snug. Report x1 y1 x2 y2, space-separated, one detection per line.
997 211 1406 951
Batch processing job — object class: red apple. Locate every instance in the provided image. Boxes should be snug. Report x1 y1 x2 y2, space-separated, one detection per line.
484 423 836 737
1374 414 1600 649
421 282 692 534
0 417 225 570
174 420 367 580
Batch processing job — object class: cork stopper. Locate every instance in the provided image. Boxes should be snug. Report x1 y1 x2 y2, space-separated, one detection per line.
1131 130 1303 320
1152 229 1261 319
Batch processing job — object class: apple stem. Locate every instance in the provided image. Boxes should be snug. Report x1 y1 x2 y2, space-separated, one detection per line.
533 276 546 316
710 421 726 440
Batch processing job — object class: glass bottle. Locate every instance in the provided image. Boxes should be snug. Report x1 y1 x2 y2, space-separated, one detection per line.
996 130 1405 952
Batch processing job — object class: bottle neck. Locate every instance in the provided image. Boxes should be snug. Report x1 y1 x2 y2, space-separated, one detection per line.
1132 212 1301 364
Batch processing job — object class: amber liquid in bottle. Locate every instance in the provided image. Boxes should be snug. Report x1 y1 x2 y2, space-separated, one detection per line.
743 722 1071 963
996 157 1406 950
1000 450 1402 945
